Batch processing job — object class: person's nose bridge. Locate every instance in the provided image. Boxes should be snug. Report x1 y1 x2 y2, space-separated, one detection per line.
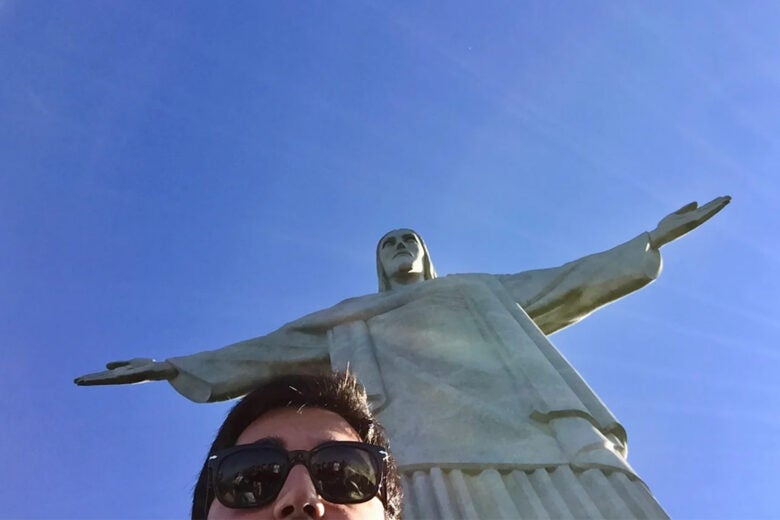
272 464 324 519
281 463 313 491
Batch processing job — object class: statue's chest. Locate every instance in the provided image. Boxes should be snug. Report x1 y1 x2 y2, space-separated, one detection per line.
365 279 519 371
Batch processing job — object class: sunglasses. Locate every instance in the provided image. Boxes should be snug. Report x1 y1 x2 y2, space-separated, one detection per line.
207 440 388 509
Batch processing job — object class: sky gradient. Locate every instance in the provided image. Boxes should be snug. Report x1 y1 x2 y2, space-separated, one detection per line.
2 1 778 518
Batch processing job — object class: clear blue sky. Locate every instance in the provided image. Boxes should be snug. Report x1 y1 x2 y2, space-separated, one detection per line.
2 1 777 518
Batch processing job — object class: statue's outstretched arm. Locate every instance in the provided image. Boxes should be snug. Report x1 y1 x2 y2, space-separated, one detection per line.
74 326 331 402
74 358 177 386
649 196 731 249
500 196 731 334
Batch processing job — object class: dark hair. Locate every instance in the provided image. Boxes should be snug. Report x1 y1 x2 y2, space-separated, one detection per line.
192 372 402 519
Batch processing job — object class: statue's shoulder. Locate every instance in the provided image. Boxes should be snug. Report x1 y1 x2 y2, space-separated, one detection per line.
442 272 492 279
333 290 386 308
281 290 389 331
440 272 497 285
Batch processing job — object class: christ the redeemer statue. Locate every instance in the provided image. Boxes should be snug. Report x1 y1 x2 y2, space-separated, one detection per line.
76 197 729 519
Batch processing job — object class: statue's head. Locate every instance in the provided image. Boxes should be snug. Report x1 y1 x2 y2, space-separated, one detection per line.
375 228 437 292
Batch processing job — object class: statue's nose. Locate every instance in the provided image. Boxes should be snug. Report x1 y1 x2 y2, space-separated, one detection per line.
396 242 407 250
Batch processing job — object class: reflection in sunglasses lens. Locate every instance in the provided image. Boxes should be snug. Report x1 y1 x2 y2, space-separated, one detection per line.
311 446 378 502
217 449 287 507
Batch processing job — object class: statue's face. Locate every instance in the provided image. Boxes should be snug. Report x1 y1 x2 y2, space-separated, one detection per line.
378 229 425 278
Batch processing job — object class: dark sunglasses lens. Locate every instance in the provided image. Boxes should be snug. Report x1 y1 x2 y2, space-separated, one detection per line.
215 448 288 508
310 445 380 503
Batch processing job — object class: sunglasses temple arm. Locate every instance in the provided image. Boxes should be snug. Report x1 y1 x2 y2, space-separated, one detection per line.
203 466 212 519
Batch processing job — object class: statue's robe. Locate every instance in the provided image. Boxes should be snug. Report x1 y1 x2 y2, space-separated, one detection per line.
170 233 669 518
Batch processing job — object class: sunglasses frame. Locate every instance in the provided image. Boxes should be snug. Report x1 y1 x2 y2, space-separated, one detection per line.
207 440 388 510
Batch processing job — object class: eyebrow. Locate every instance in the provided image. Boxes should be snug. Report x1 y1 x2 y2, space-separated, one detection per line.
249 436 286 449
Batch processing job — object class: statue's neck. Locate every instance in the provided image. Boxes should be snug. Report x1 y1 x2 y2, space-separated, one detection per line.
387 271 425 291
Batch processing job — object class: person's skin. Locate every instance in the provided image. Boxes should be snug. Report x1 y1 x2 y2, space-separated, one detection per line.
378 229 425 290
207 407 386 520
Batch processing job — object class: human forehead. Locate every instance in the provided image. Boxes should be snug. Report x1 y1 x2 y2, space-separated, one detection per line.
380 229 421 246
234 407 363 450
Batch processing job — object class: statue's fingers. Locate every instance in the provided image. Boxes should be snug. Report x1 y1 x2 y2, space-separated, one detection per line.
75 367 146 385
74 371 115 385
674 201 698 215
708 195 732 209
106 360 130 370
698 195 732 218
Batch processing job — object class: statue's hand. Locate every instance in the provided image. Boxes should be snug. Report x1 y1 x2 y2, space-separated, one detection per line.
74 358 177 386
649 195 731 249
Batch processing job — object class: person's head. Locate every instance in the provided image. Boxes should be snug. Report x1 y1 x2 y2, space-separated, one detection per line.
192 372 401 520
376 228 436 292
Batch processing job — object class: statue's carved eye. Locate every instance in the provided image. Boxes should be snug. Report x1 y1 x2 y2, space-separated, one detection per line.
382 239 395 248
